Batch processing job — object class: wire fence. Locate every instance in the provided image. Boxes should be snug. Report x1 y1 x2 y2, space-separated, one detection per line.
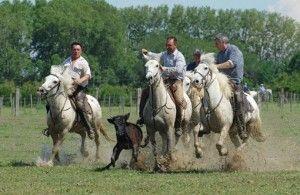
0 87 299 116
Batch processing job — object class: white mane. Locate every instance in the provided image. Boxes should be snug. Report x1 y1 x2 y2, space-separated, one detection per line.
49 65 74 94
50 65 65 76
201 53 233 99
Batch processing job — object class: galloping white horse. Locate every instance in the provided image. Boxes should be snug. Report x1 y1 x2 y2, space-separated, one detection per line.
185 71 204 158
142 60 192 168
191 55 265 156
37 65 112 166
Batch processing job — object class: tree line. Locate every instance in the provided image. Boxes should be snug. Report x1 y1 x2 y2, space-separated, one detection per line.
0 0 299 98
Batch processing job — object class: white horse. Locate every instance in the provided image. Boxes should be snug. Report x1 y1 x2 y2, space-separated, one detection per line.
191 55 265 156
185 71 205 158
142 60 192 169
37 65 113 166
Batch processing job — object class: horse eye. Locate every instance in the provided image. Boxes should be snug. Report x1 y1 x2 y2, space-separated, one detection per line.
204 67 208 70
156 65 159 67
53 81 58 84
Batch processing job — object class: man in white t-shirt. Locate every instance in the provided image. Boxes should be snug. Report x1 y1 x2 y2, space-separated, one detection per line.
64 42 94 139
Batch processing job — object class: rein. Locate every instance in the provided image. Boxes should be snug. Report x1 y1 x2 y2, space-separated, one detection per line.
195 68 224 129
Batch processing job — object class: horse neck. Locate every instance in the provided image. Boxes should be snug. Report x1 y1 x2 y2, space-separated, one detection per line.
190 87 202 107
47 84 69 114
204 73 223 108
149 76 168 108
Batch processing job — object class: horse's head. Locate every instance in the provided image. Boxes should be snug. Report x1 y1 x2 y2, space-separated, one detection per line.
37 65 76 98
192 62 211 88
37 74 62 98
145 60 161 84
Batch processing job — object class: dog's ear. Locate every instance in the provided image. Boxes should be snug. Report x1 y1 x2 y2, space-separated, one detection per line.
107 118 113 124
124 113 130 121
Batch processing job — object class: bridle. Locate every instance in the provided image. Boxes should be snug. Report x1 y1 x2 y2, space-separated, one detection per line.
41 74 62 99
194 65 224 127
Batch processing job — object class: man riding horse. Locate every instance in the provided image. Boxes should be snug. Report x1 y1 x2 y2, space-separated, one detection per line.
45 42 94 140
137 36 187 136
214 33 248 140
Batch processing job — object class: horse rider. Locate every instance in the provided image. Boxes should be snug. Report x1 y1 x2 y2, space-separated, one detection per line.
186 49 202 71
45 42 94 140
259 84 266 95
137 36 187 136
214 33 248 140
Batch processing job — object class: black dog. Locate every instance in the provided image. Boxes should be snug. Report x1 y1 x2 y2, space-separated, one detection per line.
100 113 143 170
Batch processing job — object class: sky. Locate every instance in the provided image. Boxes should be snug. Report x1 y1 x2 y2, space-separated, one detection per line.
106 0 300 22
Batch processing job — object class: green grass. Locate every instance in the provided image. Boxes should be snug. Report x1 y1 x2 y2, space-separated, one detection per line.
0 103 299 194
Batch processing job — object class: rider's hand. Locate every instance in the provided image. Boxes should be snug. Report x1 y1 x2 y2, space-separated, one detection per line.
142 48 148 55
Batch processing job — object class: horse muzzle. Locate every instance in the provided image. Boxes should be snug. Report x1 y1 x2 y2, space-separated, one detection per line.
37 87 47 97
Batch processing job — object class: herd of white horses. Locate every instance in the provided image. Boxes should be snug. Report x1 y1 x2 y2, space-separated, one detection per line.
37 53 266 170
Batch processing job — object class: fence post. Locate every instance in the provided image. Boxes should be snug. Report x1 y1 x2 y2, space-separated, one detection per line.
15 88 20 116
137 88 141 115
280 88 284 108
0 96 3 115
122 96 125 114
130 92 132 113
30 94 33 108
96 88 99 101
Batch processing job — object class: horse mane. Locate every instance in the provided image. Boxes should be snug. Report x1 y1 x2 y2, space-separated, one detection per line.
50 65 65 76
50 65 74 92
201 53 233 99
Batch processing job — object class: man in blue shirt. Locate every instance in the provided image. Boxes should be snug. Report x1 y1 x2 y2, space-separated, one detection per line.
186 49 202 71
215 33 247 140
137 36 187 136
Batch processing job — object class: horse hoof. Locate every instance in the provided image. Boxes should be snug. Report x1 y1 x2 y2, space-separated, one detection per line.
216 144 228 156
195 151 203 159
81 150 89 157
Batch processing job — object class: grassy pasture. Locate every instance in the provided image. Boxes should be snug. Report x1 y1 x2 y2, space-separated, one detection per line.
0 103 299 194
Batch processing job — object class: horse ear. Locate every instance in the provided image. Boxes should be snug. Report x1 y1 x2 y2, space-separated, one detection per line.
124 113 130 121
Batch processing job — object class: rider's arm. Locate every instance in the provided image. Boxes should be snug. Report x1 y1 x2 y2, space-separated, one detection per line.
142 49 163 62
163 55 186 78
216 61 234 69
75 61 91 85
216 46 242 70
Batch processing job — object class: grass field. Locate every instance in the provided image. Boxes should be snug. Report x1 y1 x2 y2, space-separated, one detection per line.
0 103 299 194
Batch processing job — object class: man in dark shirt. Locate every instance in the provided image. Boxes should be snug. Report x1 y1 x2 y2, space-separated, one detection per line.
186 49 202 71
215 33 247 140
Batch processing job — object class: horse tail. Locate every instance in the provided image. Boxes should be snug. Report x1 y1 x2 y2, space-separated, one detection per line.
98 121 116 142
247 117 266 142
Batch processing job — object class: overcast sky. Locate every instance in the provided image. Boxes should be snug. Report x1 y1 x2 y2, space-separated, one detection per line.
106 0 300 22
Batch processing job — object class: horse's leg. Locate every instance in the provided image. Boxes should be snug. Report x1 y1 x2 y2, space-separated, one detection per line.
166 127 176 161
94 129 101 160
181 120 191 147
216 125 230 156
160 131 167 155
149 131 159 170
193 123 203 158
78 130 89 158
49 132 65 166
